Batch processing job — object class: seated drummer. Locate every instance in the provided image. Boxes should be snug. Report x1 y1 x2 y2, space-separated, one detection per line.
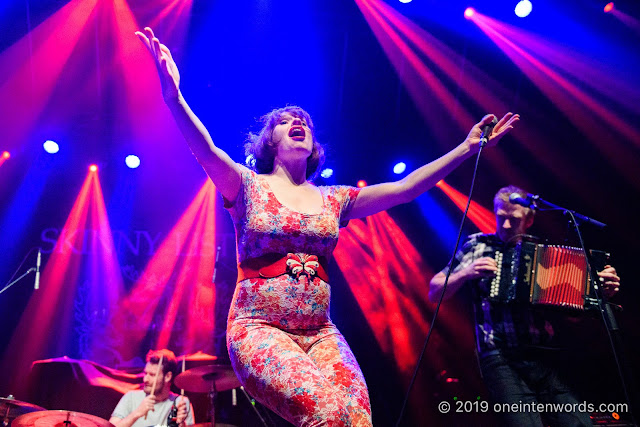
428 185 621 427
110 349 195 427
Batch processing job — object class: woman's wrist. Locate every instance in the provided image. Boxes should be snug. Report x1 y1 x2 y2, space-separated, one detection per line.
457 139 474 157
164 89 183 106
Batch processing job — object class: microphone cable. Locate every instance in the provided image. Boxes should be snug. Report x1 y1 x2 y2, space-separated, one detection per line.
395 140 489 427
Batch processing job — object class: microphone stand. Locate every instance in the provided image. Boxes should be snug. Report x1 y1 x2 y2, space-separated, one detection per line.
533 196 638 424
529 195 606 229
0 268 35 296
0 249 41 296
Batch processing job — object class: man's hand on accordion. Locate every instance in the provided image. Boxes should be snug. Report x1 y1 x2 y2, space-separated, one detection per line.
461 257 498 280
598 265 620 298
429 257 498 301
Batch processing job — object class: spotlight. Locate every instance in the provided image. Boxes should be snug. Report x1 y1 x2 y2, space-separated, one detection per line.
320 168 333 179
515 0 532 17
125 154 141 169
43 140 59 154
357 180 367 188
604 2 614 12
1 151 9 159
464 7 475 19
89 164 98 172
399 0 412 3
393 162 407 175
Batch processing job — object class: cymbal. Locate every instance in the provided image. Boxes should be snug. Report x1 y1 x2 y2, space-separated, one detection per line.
12 410 114 427
177 351 218 369
0 396 45 420
179 351 218 362
174 365 240 393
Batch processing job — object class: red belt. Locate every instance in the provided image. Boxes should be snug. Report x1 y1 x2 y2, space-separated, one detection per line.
237 253 330 283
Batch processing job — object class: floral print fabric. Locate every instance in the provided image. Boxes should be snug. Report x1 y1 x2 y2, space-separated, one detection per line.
225 167 360 263
224 167 371 426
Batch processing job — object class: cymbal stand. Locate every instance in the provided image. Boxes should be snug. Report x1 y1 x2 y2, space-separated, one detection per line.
208 381 217 427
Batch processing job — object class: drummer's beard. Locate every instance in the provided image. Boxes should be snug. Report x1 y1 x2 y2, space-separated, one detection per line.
143 376 165 395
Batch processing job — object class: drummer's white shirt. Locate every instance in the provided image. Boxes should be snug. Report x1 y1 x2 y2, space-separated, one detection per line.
111 390 194 427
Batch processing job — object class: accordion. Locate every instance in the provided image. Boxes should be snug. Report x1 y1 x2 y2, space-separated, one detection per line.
486 242 609 310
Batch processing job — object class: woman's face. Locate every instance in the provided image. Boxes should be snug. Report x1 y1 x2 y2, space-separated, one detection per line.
271 113 313 161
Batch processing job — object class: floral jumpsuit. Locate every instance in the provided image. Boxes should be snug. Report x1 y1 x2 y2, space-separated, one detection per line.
224 167 372 426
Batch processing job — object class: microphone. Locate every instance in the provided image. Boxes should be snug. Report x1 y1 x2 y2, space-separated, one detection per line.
34 248 41 290
509 192 537 209
212 246 221 283
479 116 498 147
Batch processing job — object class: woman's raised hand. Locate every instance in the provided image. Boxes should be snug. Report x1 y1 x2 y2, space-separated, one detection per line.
464 112 520 152
135 27 180 100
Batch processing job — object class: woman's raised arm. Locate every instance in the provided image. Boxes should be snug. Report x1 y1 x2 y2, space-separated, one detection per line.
135 27 242 201
346 113 519 220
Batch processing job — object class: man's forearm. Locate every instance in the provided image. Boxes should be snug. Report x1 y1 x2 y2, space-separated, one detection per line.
109 411 143 427
429 270 470 302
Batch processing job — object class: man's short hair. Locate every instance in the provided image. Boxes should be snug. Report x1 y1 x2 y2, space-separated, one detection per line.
493 185 535 217
146 349 178 380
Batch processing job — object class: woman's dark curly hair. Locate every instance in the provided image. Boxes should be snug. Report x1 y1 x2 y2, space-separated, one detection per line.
244 106 325 180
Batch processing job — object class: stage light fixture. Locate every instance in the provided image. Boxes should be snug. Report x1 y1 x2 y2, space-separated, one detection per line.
43 140 59 154
399 0 412 3
89 164 98 172
125 154 141 169
320 168 333 178
515 0 533 17
357 179 368 188
464 7 475 19
0 151 11 168
393 162 407 174
604 2 614 13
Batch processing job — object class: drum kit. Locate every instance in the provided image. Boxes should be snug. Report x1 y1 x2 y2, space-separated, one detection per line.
174 364 241 427
3 362 242 427
10 410 114 427
2 396 112 426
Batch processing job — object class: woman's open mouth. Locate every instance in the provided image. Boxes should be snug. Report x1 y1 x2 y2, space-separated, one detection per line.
289 126 306 140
